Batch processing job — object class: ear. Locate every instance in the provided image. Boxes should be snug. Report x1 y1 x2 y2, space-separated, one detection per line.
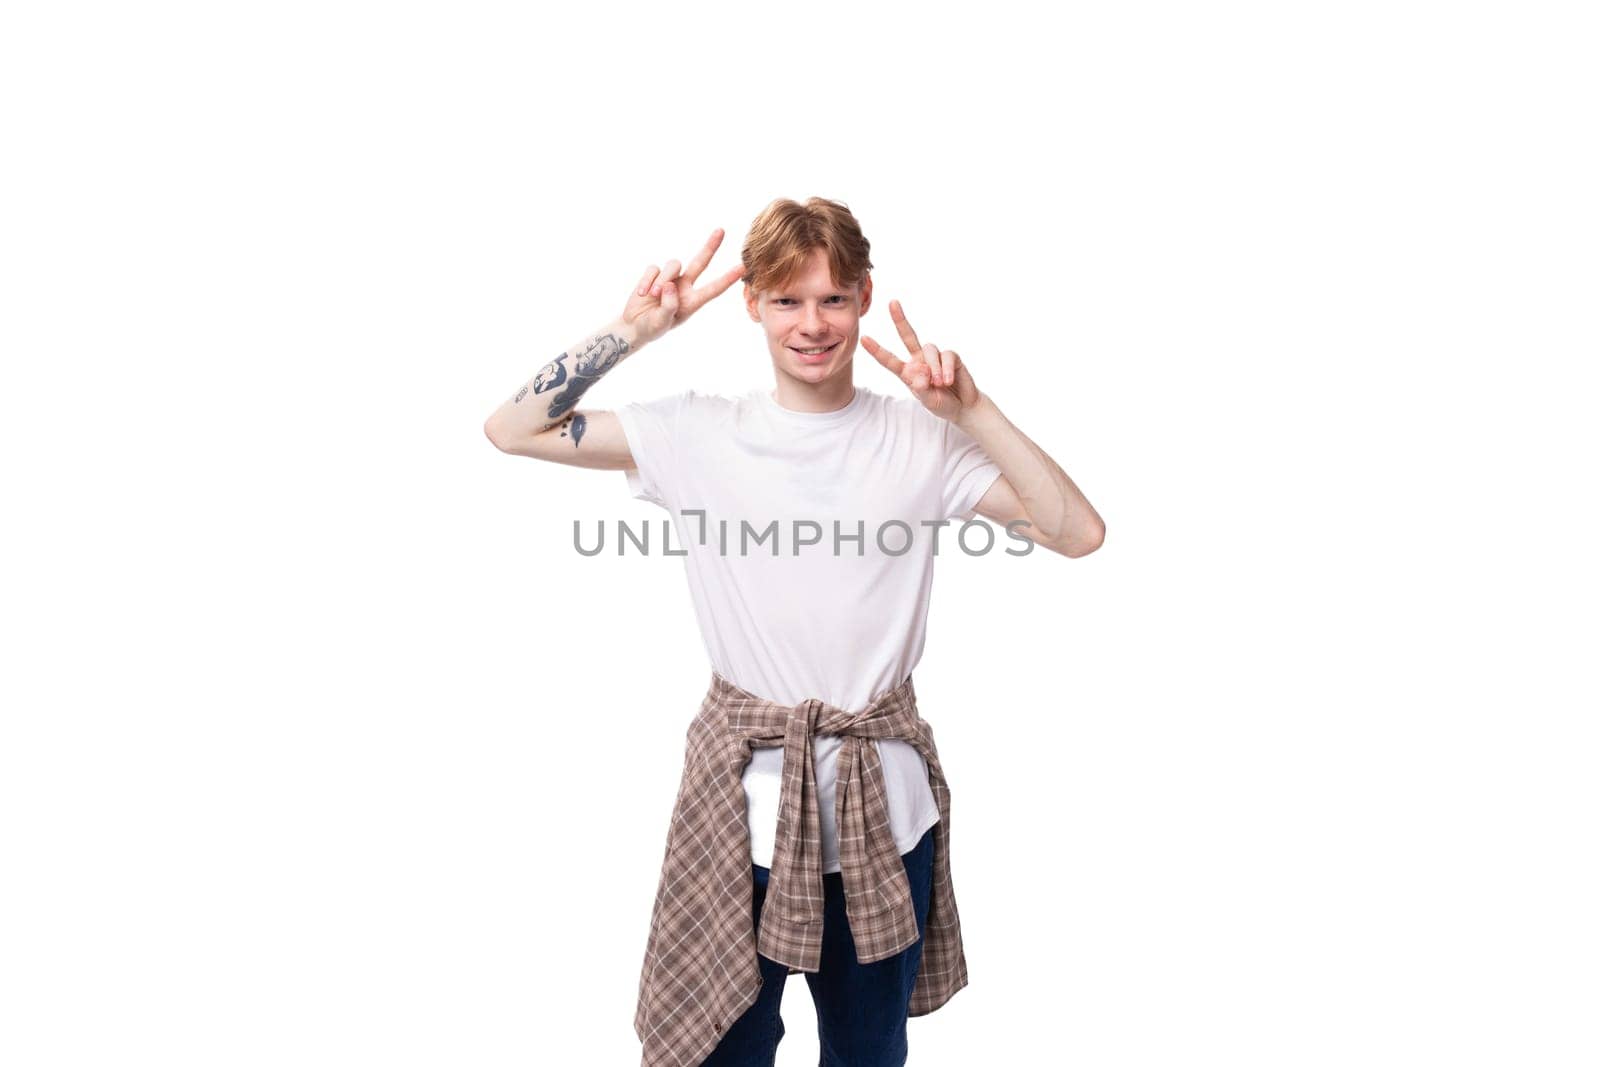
744 282 761 322
858 273 872 316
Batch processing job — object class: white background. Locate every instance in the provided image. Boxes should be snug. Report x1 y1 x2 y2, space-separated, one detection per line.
4 1 1596 1064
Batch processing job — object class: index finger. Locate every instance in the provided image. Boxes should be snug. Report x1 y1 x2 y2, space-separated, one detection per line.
688 263 745 308
859 335 907 377
681 228 726 285
888 300 925 361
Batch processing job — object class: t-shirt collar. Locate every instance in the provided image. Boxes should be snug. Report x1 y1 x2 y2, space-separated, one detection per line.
758 385 866 425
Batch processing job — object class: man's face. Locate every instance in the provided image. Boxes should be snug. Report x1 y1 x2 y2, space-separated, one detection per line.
745 246 872 390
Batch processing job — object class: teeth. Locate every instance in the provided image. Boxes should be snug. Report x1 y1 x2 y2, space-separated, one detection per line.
795 345 832 354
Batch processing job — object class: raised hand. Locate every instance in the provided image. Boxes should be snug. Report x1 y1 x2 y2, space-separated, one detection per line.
622 228 746 346
860 299 982 422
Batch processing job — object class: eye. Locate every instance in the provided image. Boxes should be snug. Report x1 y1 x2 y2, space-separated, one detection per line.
826 296 845 304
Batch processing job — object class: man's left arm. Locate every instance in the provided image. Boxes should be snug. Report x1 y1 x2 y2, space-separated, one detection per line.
953 393 1105 558
861 297 1104 559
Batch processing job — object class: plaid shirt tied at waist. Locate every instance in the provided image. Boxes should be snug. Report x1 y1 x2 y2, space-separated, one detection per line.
634 670 969 1067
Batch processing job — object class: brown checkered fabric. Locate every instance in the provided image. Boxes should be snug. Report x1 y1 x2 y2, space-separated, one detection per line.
633 670 969 1066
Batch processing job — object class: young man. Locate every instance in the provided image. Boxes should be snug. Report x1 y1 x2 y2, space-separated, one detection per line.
484 198 1104 1066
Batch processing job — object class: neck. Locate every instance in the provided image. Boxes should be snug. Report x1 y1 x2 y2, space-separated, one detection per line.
770 371 856 414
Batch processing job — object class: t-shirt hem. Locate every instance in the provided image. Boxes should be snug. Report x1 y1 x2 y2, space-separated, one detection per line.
752 804 944 875
896 807 943 857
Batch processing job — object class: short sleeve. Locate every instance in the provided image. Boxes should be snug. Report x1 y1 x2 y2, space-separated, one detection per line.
942 418 1004 521
614 392 691 510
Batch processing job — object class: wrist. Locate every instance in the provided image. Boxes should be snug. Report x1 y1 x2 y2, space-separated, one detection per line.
953 391 994 432
609 316 645 352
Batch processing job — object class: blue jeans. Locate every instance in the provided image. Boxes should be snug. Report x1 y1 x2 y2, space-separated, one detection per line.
701 826 936 1067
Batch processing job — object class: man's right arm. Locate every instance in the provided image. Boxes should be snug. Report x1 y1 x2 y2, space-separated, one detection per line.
482 317 643 470
481 226 745 473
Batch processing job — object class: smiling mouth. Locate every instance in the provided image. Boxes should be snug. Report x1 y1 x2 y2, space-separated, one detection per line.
789 342 839 358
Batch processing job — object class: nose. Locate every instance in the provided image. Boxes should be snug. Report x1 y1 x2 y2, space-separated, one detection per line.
802 303 827 336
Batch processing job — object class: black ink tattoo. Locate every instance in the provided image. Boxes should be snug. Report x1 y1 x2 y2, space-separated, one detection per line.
573 334 626 377
558 412 587 447
532 353 569 394
546 377 594 419
544 333 630 420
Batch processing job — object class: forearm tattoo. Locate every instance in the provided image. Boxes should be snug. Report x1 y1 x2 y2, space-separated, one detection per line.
514 332 630 427
557 412 587 447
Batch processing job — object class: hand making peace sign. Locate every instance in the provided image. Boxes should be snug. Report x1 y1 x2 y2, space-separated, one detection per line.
860 300 982 423
622 228 746 347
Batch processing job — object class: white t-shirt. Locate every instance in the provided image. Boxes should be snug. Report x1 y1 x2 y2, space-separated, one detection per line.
616 383 1002 873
